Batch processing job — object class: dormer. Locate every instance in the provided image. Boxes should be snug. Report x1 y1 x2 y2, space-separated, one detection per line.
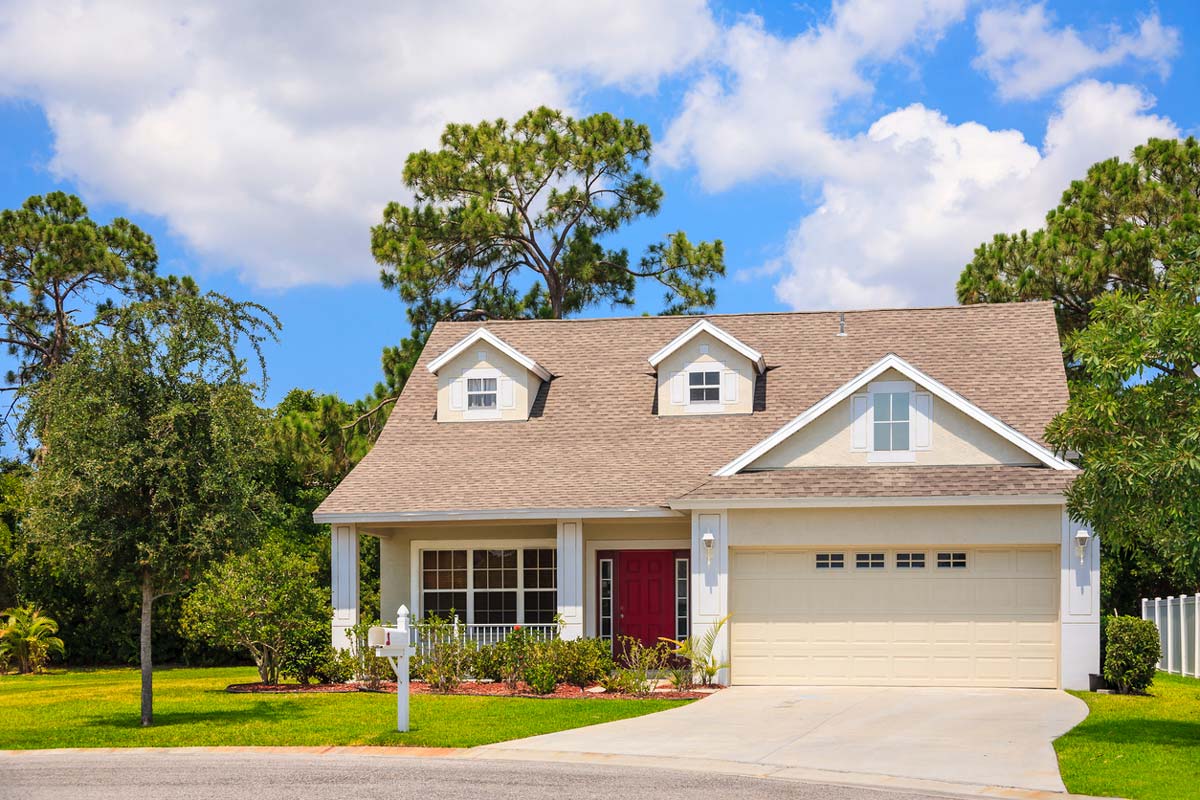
427 328 551 423
649 320 765 416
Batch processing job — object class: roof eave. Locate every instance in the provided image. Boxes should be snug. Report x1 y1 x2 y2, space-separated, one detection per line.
668 493 1068 510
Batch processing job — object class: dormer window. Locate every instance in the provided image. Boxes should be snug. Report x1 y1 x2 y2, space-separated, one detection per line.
689 370 721 403
848 379 931 462
467 377 498 410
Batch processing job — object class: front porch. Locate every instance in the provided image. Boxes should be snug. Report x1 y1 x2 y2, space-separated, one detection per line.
329 514 728 672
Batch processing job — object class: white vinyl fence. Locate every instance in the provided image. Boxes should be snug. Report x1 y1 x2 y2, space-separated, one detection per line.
1141 594 1200 678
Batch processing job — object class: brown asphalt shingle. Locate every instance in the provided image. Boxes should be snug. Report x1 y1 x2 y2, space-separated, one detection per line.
675 465 1077 502
315 302 1070 517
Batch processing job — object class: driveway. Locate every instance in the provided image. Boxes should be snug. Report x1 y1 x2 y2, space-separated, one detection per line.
482 686 1089 794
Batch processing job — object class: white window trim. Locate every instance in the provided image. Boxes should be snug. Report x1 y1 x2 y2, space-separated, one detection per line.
866 380 915 462
462 367 501 420
427 327 551 381
685 366 723 410
409 538 556 624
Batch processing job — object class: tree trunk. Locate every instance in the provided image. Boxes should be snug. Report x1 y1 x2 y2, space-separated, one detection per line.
140 570 154 727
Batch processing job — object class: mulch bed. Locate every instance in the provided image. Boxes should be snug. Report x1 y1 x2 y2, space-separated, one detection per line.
227 680 721 700
226 682 359 693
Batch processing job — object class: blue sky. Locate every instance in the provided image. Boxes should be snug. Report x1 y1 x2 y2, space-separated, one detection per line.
0 1 1196 407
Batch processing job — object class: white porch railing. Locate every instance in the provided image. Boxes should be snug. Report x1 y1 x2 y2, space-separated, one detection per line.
408 618 558 656
1141 594 1200 678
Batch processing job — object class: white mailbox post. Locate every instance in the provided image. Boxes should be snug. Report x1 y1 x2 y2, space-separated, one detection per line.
368 605 417 733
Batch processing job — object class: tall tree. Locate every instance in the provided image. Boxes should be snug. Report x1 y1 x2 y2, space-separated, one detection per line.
957 137 1200 339
0 192 158 433
21 287 279 725
372 106 726 322
1045 236 1200 586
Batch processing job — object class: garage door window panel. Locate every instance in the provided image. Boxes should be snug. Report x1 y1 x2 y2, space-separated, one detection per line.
937 552 968 569
896 552 926 569
816 553 845 570
855 552 885 569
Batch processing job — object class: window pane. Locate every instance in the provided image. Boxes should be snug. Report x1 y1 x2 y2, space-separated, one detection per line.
481 378 496 391
523 590 557 624
474 591 517 624
467 392 496 409
873 392 891 422
422 591 466 621
467 378 483 392
689 372 704 386
891 392 910 421
874 421 891 450
891 422 909 451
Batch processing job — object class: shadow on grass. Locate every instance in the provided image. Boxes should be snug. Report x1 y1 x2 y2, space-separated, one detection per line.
1067 718 1200 748
83 702 291 730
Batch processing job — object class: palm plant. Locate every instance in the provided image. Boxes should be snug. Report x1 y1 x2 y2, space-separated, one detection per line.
0 605 65 674
660 614 730 687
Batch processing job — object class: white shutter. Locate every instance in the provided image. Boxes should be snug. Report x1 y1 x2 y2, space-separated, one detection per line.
850 393 869 450
670 372 685 405
449 375 465 410
499 376 515 409
722 370 738 404
912 392 932 450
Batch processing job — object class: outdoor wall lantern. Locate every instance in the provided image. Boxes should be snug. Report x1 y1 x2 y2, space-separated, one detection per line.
701 531 715 564
1075 528 1091 564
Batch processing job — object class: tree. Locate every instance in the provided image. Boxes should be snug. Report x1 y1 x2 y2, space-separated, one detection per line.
0 605 64 673
958 137 1200 339
21 287 279 724
0 192 158 435
181 539 327 685
372 106 726 322
1045 236 1200 586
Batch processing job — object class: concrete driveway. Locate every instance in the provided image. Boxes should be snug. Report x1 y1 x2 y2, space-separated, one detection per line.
482 687 1089 794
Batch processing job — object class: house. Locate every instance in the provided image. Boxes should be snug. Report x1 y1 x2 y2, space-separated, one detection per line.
314 302 1100 689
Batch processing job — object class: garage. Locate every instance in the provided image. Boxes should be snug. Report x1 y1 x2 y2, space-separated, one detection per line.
729 547 1059 688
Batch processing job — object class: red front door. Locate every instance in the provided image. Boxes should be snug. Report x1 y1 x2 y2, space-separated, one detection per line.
616 550 676 648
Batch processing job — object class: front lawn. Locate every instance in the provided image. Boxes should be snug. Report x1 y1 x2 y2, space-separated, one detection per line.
0 666 690 749
1056 672 1200 800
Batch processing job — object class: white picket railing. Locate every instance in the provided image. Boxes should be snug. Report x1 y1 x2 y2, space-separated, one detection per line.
408 618 558 656
1141 594 1200 678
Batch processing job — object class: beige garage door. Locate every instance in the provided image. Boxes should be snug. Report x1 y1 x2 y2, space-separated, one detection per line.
729 547 1059 688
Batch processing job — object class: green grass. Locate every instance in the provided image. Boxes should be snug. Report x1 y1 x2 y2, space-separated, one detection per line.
1056 672 1200 800
0 666 691 749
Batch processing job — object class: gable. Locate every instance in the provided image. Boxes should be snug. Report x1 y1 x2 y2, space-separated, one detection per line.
434 343 539 423
655 329 756 416
748 368 1040 469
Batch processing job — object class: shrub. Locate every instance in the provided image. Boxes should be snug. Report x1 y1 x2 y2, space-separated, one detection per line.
470 641 503 681
494 626 537 692
281 624 353 686
525 660 558 694
419 614 475 693
610 636 670 697
0 606 65 673
1103 615 1161 694
549 637 614 688
667 665 693 690
181 539 327 685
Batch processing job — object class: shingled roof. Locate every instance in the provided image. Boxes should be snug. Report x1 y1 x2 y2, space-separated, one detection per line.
314 302 1072 519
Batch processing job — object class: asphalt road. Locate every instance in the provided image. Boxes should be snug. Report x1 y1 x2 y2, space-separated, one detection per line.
0 750 956 800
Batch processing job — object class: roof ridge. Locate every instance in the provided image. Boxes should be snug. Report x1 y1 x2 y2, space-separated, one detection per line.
434 301 1055 326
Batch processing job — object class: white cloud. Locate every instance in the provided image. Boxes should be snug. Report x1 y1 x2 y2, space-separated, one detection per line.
0 1 718 287
774 81 1179 310
974 4 1181 100
660 0 969 190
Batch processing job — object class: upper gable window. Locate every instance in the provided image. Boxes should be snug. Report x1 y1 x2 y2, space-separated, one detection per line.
850 380 931 462
872 391 910 451
427 329 550 424
689 370 721 403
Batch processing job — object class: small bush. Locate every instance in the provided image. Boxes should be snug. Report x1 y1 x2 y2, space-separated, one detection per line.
494 626 538 692
0 606 65 674
419 615 475 693
610 637 670 697
347 618 394 690
1103 615 1161 694
525 660 558 694
470 643 503 681
550 637 614 688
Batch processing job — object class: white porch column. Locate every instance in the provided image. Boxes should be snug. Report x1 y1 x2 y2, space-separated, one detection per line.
331 523 360 650
556 519 584 640
1060 511 1100 690
691 510 729 684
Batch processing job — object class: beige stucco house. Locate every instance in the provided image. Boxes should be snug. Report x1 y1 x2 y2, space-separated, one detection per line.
314 302 1100 689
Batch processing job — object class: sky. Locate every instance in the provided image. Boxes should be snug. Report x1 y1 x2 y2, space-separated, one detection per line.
0 0 1196 407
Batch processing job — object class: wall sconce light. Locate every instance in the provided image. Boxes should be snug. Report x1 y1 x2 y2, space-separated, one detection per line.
701 532 715 565
1075 529 1091 564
